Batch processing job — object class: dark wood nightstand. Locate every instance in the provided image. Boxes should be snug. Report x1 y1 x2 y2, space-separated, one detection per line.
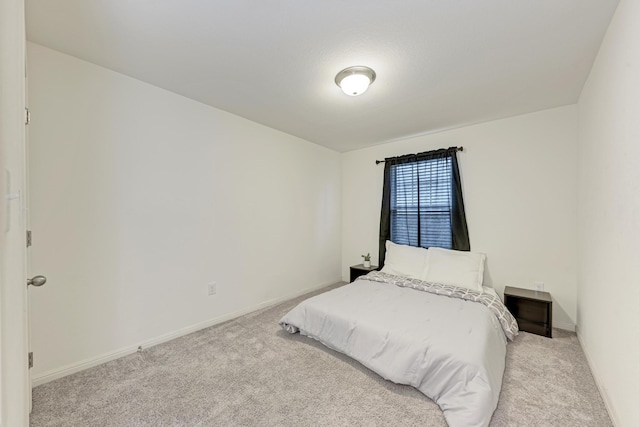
504 286 553 338
350 264 378 282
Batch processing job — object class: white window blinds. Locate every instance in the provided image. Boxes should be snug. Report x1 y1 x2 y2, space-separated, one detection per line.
389 156 453 249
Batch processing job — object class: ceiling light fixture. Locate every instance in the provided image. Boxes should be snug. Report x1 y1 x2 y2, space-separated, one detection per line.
335 66 376 96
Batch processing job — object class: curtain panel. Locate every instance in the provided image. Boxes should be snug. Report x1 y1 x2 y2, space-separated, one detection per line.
378 147 470 267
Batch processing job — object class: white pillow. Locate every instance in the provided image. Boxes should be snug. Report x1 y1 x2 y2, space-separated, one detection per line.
380 241 429 280
422 247 486 292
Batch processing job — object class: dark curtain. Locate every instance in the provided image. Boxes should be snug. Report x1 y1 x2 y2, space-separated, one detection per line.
378 147 469 267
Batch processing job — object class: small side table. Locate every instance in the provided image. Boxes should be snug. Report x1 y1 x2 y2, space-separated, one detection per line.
350 264 378 282
504 286 553 338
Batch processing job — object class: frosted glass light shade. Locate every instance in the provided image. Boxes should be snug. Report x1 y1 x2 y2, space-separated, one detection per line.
335 66 376 96
339 74 371 96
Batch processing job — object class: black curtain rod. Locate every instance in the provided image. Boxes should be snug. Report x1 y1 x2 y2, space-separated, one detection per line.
375 146 464 164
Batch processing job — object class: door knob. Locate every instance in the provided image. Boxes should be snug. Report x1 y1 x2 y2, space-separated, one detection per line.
27 275 47 287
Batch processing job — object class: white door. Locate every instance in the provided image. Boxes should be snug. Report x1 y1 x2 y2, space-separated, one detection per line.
0 0 31 425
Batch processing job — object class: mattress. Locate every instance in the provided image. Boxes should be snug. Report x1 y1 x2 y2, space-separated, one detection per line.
280 274 516 427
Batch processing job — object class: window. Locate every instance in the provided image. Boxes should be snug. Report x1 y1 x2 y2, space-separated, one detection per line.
379 147 469 267
389 156 453 249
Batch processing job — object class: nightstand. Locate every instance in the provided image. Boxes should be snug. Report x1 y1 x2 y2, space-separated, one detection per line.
350 264 378 282
504 286 552 338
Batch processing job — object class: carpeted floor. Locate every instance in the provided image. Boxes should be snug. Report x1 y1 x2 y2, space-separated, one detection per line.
30 283 612 426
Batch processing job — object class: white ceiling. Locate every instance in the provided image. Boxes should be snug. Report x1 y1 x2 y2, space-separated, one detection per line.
26 0 618 152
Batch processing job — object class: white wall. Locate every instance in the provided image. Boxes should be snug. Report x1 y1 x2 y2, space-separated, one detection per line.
576 0 640 425
342 106 578 330
27 43 342 383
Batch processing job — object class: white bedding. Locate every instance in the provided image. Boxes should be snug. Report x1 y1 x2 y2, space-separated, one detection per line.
280 277 511 427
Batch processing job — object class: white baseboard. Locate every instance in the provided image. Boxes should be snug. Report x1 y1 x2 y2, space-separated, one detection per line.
32 279 341 387
552 320 575 331
575 326 619 426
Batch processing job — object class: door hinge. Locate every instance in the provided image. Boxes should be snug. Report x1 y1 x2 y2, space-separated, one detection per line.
26 230 32 247
28 352 33 369
25 107 31 125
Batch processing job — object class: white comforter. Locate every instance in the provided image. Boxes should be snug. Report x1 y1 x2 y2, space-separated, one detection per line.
280 277 511 427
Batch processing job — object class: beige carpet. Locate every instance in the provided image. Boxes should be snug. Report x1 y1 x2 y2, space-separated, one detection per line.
30 283 612 426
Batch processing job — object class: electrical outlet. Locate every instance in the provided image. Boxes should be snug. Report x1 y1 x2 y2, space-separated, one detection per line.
207 282 217 296
534 281 544 291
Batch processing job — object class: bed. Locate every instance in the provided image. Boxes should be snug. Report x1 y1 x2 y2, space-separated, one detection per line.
279 242 518 427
